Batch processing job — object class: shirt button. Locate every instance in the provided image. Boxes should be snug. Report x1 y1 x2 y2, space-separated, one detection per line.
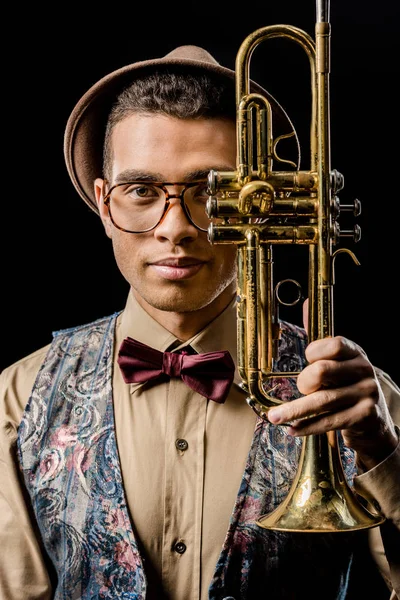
175 438 189 451
174 541 187 554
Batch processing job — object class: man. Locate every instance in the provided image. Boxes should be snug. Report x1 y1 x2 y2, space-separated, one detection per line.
0 45 399 600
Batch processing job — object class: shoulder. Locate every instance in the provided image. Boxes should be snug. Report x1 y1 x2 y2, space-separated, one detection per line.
0 311 122 427
52 311 121 344
1 344 52 389
0 344 51 428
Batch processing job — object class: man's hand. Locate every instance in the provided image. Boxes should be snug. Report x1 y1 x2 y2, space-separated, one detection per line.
268 300 398 471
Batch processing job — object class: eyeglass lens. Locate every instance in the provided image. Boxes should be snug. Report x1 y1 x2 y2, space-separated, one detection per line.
108 182 210 232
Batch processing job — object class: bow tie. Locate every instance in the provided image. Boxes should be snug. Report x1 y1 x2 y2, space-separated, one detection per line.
117 337 235 404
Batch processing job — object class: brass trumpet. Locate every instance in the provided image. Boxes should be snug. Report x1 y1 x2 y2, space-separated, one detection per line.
206 0 385 532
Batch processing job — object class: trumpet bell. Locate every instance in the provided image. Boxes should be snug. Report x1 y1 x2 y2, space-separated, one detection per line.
256 433 385 532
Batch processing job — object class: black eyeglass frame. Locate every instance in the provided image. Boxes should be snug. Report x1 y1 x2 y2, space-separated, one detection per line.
102 180 210 234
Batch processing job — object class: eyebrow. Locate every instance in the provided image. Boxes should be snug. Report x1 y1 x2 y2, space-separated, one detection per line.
114 166 234 185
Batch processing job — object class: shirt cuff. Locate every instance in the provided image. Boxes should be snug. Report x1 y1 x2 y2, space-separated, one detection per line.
353 425 400 525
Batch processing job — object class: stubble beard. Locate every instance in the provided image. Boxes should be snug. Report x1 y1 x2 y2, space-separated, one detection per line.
137 277 236 314
114 237 237 315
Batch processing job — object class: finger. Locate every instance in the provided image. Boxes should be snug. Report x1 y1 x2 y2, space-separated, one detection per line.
305 335 366 364
297 354 375 395
268 377 378 426
286 397 377 437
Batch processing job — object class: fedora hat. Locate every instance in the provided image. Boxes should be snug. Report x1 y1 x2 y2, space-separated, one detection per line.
64 44 298 214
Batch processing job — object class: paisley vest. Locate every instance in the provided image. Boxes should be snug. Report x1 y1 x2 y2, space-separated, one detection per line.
17 313 360 600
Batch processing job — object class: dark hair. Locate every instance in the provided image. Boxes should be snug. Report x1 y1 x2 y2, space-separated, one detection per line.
103 69 236 179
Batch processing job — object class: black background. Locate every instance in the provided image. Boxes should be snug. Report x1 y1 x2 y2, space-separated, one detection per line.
3 0 400 384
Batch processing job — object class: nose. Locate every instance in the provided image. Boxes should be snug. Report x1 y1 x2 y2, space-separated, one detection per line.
154 196 199 244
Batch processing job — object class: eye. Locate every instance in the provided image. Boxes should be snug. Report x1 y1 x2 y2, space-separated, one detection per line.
133 185 150 198
118 183 162 204
125 184 157 197
192 183 209 202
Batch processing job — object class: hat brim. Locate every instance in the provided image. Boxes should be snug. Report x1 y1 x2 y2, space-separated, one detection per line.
64 52 299 214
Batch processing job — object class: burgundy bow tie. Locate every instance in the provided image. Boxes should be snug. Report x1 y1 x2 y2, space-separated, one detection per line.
117 337 235 404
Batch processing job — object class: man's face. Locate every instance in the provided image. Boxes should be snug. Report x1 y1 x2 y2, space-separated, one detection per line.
95 113 238 322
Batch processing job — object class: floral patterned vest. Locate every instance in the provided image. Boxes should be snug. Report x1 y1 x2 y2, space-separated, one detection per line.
17 313 360 599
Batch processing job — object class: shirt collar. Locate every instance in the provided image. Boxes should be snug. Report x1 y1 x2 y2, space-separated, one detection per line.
118 291 178 352
117 290 242 389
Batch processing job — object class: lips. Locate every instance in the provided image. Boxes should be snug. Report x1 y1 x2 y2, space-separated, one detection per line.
152 257 203 267
149 256 206 280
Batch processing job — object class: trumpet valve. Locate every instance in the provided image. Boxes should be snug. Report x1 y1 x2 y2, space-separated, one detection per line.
339 224 362 243
238 180 275 215
339 198 362 217
330 168 344 194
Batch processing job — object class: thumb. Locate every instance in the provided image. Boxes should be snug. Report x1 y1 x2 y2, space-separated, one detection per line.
302 297 309 335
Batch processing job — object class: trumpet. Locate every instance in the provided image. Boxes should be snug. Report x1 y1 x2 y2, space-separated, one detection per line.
206 0 385 532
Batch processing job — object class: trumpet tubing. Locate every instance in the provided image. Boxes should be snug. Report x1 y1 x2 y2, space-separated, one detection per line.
206 0 384 532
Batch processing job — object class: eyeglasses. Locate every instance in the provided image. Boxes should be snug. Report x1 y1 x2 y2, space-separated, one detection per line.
103 180 211 233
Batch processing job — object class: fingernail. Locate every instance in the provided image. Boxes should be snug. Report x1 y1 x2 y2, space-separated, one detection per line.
268 409 281 423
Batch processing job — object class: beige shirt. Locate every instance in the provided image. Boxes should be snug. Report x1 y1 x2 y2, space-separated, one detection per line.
1 291 399 600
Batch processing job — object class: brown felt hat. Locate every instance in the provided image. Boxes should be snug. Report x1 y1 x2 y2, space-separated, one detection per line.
64 44 298 214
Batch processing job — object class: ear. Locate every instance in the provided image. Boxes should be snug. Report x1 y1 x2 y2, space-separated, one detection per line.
94 178 113 238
